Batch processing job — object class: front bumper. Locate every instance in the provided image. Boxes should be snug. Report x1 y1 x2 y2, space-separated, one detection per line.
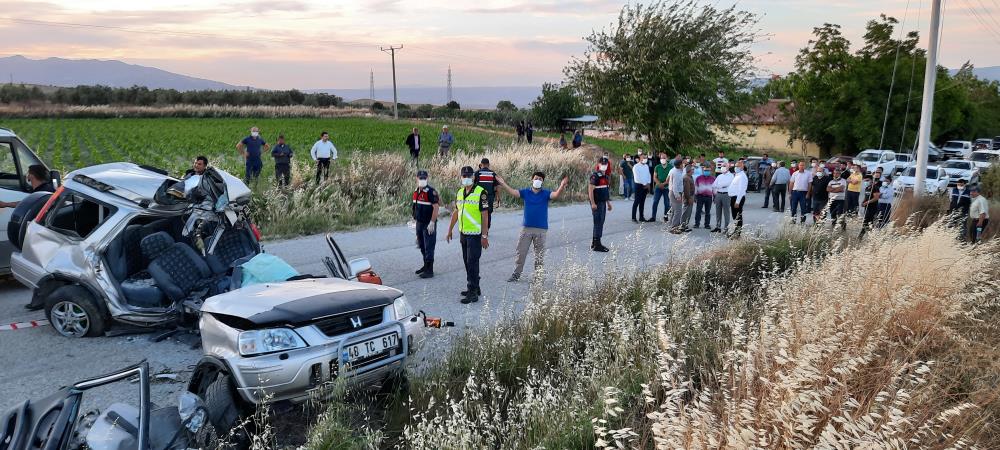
229 321 408 405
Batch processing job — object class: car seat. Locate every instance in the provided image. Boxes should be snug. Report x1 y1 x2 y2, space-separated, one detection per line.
141 232 215 304
205 227 259 275
106 225 168 308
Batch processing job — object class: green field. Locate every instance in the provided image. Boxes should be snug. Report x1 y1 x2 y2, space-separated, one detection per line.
3 117 509 175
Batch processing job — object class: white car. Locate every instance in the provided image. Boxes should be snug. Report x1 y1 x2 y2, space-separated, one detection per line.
969 150 1000 170
854 149 898 174
938 160 979 186
940 140 973 160
0 128 59 275
893 165 949 195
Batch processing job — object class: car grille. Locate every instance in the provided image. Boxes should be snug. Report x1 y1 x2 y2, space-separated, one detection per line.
314 306 385 337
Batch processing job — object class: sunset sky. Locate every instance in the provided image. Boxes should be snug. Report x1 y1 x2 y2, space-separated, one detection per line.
3 0 1000 89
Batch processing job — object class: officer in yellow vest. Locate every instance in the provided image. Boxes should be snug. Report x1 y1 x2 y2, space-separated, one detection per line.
446 166 491 304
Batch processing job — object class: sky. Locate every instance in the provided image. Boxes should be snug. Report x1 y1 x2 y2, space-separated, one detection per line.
2 0 1000 89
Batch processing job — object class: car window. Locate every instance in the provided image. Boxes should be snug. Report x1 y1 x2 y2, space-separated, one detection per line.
43 191 116 239
0 142 23 191
858 153 879 162
943 142 961 149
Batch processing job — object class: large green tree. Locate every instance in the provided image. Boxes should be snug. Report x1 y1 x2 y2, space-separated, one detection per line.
529 82 583 129
783 15 977 156
565 0 760 150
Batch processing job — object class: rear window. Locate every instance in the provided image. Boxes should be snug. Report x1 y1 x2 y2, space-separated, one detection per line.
971 152 999 162
943 142 964 149
43 190 116 239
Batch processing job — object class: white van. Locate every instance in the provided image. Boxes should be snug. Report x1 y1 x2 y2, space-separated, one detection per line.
940 140 973 160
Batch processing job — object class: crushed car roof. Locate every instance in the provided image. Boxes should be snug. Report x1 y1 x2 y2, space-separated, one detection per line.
201 278 402 327
68 163 178 205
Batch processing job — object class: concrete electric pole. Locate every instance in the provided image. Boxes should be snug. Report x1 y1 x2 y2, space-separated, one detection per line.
447 66 453 104
914 0 942 197
369 69 375 100
380 45 403 119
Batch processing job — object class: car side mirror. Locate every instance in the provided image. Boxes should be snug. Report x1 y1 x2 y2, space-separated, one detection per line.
348 258 373 278
50 170 61 187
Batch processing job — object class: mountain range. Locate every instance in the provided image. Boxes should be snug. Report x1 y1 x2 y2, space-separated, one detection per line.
3 55 1000 109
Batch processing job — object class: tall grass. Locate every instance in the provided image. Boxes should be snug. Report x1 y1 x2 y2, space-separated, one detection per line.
294 220 999 448
246 143 597 238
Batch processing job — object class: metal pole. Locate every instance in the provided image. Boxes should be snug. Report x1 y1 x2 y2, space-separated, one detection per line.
914 0 941 197
380 45 403 120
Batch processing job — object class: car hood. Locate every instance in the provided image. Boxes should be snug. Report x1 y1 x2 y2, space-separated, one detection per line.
942 168 972 176
202 278 402 327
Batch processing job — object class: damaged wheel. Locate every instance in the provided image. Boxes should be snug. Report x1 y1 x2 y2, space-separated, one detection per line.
202 375 249 449
45 285 106 338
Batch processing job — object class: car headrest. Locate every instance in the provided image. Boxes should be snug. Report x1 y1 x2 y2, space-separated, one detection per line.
140 232 175 261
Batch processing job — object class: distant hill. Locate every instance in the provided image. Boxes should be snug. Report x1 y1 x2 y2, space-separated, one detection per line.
0 55 245 91
313 86 542 110
948 65 1000 82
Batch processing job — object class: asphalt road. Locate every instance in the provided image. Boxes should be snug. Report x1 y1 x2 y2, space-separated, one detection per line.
0 192 784 412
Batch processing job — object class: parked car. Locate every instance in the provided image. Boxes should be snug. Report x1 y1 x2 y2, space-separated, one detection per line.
744 156 764 191
854 149 899 174
974 138 993 151
925 143 943 162
0 362 214 450
0 127 60 275
893 165 949 195
993 136 1000 151
969 150 1000 169
892 153 914 175
938 159 980 187
940 140 973 160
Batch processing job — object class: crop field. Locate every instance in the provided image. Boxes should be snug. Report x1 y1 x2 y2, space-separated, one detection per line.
3 117 510 176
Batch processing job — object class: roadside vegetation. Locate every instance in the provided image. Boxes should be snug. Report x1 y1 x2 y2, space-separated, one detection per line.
291 219 999 449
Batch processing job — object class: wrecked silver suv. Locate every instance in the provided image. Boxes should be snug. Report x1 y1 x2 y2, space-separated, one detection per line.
9 162 261 337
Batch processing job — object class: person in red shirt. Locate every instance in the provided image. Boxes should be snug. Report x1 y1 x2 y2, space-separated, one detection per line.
589 156 613 252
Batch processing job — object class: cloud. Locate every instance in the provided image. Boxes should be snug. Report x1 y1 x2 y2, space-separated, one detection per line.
228 0 312 13
465 0 620 16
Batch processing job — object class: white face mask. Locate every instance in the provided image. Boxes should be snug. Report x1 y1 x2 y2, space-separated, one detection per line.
735 167 743 173
598 164 608 172
461 177 473 186
417 179 428 188
251 131 259 137
640 159 647 165
660 158 667 165
532 179 543 189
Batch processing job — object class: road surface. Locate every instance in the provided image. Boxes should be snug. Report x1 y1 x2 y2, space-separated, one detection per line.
0 193 784 411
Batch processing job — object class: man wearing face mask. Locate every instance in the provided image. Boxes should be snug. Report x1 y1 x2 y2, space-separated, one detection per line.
711 163 733 233
236 126 269 183
948 179 972 234
412 170 440 279
589 156 614 251
651 152 671 223
446 166 490 304
728 160 749 238
0 165 55 209
619 154 634 199
810 166 831 224
632 152 652 223
667 159 686 233
761 162 776 209
475 158 500 228
495 172 568 282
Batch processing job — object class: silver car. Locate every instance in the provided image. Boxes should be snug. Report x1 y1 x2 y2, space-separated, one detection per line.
9 162 260 337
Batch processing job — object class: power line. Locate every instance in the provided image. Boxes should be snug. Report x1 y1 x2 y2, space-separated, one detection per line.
878 0 914 150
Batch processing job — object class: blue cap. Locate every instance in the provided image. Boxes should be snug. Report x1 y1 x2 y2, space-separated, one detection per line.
416 170 428 179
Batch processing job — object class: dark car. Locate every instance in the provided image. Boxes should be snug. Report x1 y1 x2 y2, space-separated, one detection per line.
993 136 1000 151
824 155 854 172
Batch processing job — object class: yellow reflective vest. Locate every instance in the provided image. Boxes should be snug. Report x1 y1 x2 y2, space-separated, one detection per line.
457 186 486 235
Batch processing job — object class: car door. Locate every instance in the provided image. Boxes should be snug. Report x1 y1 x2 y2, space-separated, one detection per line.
0 141 30 271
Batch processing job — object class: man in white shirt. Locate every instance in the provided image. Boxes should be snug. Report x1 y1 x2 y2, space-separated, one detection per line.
710 163 733 233
311 131 338 183
728 159 749 237
967 186 990 243
827 168 847 230
712 150 729 174
667 159 686 233
787 161 813 224
631 155 652 222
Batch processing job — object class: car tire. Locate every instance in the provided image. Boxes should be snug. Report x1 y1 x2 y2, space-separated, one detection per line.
202 375 248 449
44 285 107 338
6 191 51 251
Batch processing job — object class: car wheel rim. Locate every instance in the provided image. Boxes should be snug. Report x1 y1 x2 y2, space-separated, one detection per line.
51 301 90 337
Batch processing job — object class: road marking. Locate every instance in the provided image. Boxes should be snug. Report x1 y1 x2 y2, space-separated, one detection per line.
0 320 49 331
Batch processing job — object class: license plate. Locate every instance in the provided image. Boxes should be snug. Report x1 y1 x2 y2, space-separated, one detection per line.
343 333 399 363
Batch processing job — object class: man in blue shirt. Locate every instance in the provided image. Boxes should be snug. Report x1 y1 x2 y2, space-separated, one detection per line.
270 134 293 187
236 126 269 183
495 171 568 282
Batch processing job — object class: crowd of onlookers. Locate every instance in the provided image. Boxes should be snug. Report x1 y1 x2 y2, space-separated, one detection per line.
616 150 992 242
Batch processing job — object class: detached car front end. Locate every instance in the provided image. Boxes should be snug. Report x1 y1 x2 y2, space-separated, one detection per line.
195 278 421 405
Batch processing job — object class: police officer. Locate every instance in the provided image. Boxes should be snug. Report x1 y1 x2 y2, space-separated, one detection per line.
412 170 440 279
589 156 613 252
475 158 499 229
446 166 490 304
949 179 972 232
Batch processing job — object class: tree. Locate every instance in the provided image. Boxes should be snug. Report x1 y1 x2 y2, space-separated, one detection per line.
371 101 386 111
566 0 760 150
496 100 517 112
529 82 582 129
446 100 461 110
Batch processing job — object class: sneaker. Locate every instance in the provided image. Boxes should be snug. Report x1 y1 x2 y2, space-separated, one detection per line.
507 274 520 282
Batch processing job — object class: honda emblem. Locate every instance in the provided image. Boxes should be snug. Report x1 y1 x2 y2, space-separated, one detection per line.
350 316 363 328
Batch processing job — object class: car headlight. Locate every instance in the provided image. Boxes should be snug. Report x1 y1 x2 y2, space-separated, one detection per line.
393 295 414 320
238 328 307 356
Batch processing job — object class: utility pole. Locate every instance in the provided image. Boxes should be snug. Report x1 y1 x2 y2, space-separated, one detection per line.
447 66 453 104
914 0 942 197
380 45 402 119
369 69 375 100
